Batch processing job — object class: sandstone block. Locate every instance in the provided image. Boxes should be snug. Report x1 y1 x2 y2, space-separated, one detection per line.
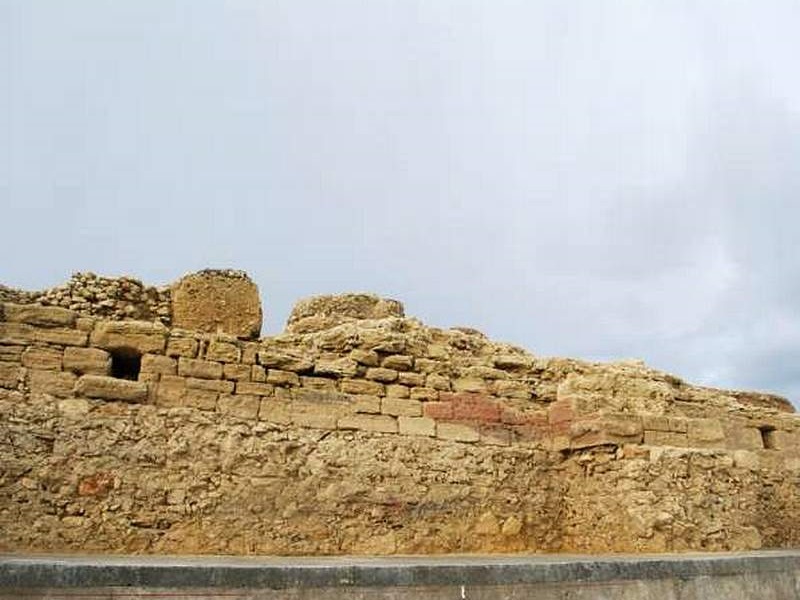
397 371 425 387
57 397 91 419
292 402 341 429
353 395 381 414
294 388 349 404
154 375 185 407
28 369 76 397
171 270 262 339
63 347 111 375
687 419 725 445
241 342 259 364
257 351 313 373
444 393 502 422
183 389 219 411
338 414 398 433
0 322 36 344
415 358 442 373
644 430 689 447
223 363 251 381
177 357 223 380
301 376 337 391
3 303 76 327
381 397 422 417
140 354 177 376
382 354 413 371
0 362 24 389
258 398 292 424
386 384 410 399
398 416 435 437
75 375 148 403
493 354 532 371
218 394 259 419
350 349 379 366
480 424 512 446
186 377 234 393
205 340 240 363
266 369 300 387
251 365 266 382
165 336 198 358
34 328 88 347
423 401 454 420
410 387 439 401
90 321 166 354
236 381 274 397
366 367 398 383
452 377 487 393
0 345 24 362
314 355 358 378
491 380 531 400
341 378 385 396
22 347 62 371
437 422 479 443
426 374 451 391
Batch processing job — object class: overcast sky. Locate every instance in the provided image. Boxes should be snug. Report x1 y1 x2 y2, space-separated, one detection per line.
2 2 799 405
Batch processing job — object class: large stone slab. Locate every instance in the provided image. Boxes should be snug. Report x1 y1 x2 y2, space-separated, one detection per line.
171 270 262 340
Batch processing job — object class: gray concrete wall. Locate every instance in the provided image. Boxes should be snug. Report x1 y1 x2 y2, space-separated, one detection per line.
1 552 799 599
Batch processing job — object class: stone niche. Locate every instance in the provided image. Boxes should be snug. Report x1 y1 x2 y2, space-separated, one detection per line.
171 270 262 339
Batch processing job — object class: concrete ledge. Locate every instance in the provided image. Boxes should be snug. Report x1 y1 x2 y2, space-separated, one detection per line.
1 552 799 591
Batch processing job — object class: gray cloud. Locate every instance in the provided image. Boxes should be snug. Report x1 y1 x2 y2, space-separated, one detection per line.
1 1 798 406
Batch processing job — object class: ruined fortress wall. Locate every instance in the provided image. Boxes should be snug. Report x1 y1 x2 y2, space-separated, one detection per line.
0 274 799 556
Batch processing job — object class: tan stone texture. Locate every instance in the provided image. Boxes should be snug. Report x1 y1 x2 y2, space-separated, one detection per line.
171 270 262 339
75 375 148 403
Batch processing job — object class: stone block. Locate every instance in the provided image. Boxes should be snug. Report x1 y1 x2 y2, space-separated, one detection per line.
480 425 512 446
154 375 185 407
444 393 501 422
251 365 266 382
426 374 451 391
723 426 763 450
0 322 36 344
28 369 76 397
292 403 341 429
493 354 532 371
266 369 300 387
218 394 259 419
140 354 177 376
223 363 251 381
75 375 148 403
338 414 398 433
353 395 381 414
423 401 454 420
177 357 223 380
258 398 292 424
165 336 198 358
257 351 313 373
569 415 643 449
3 303 76 327
63 347 111 375
241 342 259 364
365 367 398 383
293 388 349 404
34 328 88 346
397 371 425 387
688 418 725 445
171 270 262 339
0 345 24 362
22 347 62 371
350 349 379 366
491 380 532 400
205 340 241 363
341 378 385 396
183 389 219 411
644 430 689 447
90 321 166 354
452 377 487 393
410 387 438 401
386 384 410 399
186 377 234 393
437 422 480 443
286 293 404 333
382 354 413 371
236 381 274 397
381 397 422 417
0 362 24 389
314 355 358 378
300 376 337 390
398 416 435 437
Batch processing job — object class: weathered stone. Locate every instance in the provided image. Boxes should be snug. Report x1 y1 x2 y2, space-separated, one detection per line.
171 270 262 339
0 362 24 389
90 321 166 354
0 322 35 344
338 414 398 433
314 355 358 378
286 293 404 333
34 327 88 346
382 355 414 371
236 381 274 397
398 416 435 437
186 378 234 393
218 394 259 419
266 369 300 387
22 347 62 371
75 375 148 403
257 351 313 373
0 344 24 362
3 303 76 327
177 357 223 380
350 349 379 366
365 368 398 383
27 369 76 397
165 336 198 358
437 422 480 443
222 363 251 382
63 347 111 375
205 340 240 363
341 378 385 396
381 397 422 417
352 395 381 414
140 354 177 376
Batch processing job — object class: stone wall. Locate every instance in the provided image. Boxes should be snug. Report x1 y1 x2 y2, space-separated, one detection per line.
0 287 799 556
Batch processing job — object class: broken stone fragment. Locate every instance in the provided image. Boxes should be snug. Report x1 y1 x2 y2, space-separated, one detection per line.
285 293 404 334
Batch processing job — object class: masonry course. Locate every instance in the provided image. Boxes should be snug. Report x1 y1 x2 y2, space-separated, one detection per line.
0 270 798 556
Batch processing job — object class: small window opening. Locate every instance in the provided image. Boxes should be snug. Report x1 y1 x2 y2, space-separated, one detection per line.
758 426 776 450
110 347 142 381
